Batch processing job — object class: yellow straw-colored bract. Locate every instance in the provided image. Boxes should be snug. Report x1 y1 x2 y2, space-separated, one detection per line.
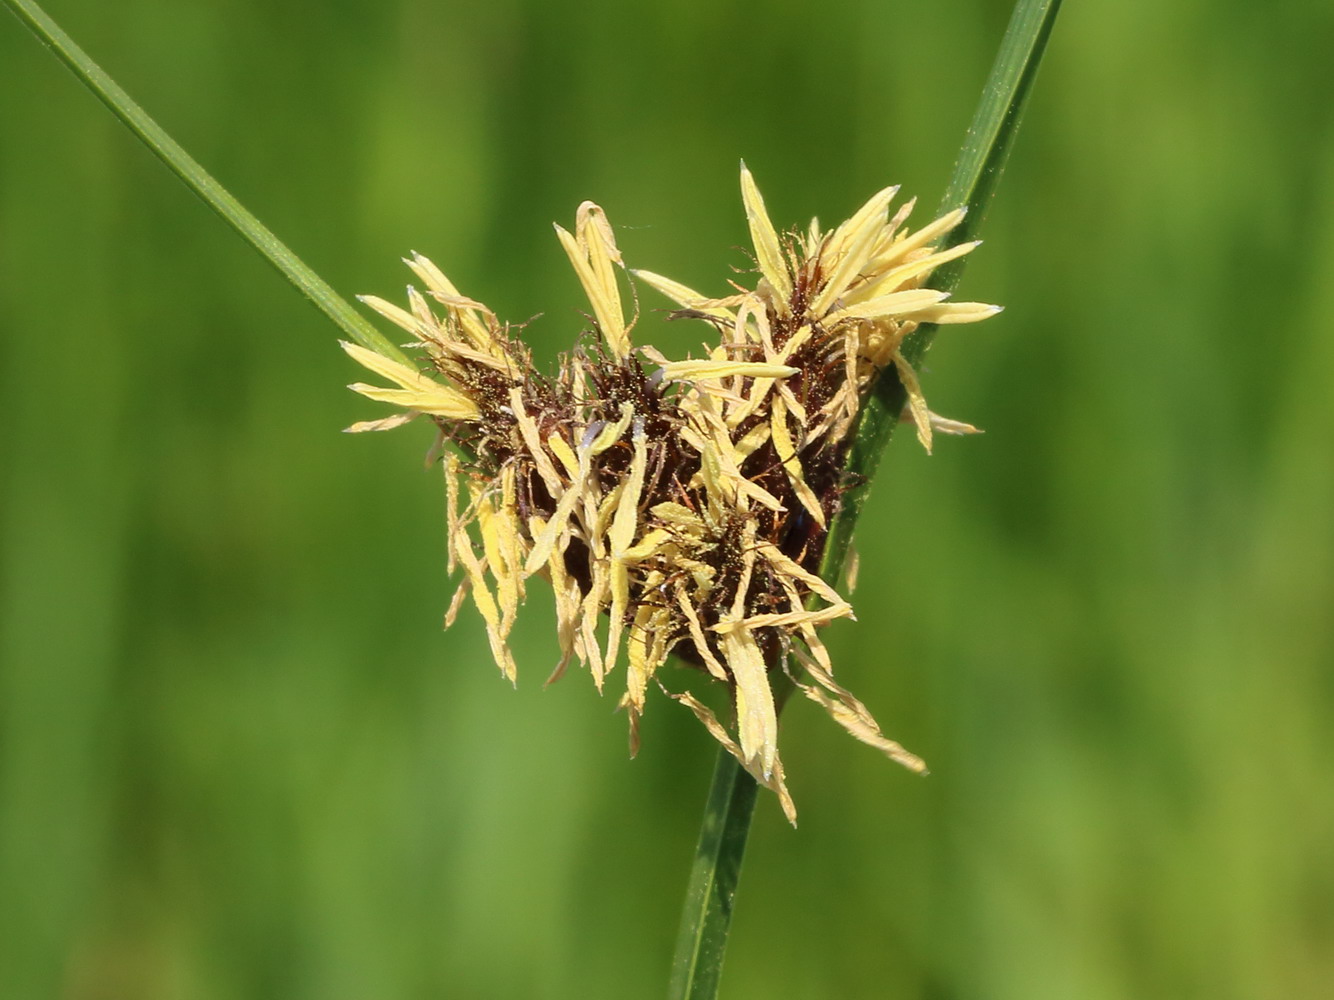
342 166 1000 821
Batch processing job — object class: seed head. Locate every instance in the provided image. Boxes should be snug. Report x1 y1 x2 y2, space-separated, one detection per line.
343 165 1000 822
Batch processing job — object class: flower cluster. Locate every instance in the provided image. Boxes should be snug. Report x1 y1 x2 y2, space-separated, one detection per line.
343 165 999 820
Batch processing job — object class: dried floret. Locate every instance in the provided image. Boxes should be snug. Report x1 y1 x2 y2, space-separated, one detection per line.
343 165 1000 820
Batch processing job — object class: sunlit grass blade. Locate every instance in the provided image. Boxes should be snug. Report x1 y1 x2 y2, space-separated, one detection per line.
821 0 1063 590
2 0 408 364
667 753 759 1000
669 3 1063 998
931 0 1064 297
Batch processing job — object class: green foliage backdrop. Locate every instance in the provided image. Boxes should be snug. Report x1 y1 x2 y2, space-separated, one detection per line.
2 1 1332 997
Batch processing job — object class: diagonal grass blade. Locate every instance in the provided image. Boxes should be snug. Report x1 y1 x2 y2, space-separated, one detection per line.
669 3 1063 999
821 0 1064 596
2 0 408 364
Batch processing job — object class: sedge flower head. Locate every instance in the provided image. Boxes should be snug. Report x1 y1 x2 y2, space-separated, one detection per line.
343 165 1000 822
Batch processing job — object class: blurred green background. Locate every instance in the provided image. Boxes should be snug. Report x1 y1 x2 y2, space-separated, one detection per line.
2 1 1332 997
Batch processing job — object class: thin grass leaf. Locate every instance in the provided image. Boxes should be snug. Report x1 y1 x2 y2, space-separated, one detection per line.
2 0 408 364
669 3 1062 998
666 753 760 1000
821 0 1064 591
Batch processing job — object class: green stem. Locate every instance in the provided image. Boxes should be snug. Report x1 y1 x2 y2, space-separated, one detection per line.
822 0 1063 595
2 0 408 364
667 752 759 1000
668 2 1062 998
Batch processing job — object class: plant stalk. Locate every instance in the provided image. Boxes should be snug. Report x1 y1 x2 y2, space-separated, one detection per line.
667 3 1062 998
2 0 408 364
666 751 759 1000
